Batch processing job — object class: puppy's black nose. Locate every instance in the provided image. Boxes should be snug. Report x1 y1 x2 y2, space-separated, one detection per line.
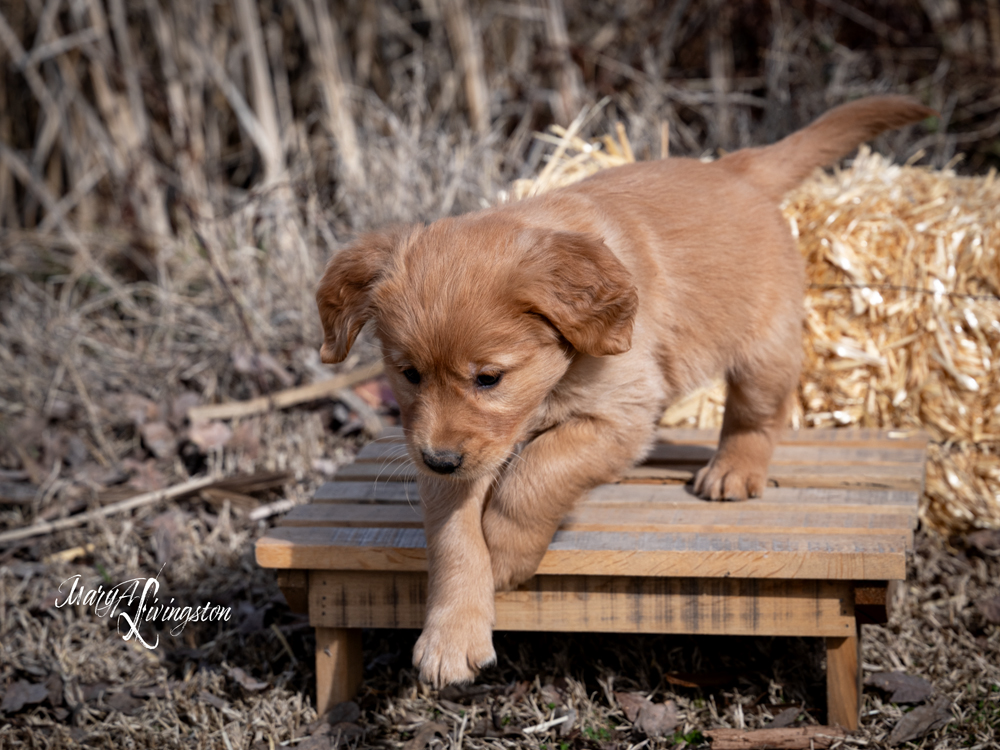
422 449 463 475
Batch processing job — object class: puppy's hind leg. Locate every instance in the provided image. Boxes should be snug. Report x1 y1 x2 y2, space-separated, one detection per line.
694 325 801 501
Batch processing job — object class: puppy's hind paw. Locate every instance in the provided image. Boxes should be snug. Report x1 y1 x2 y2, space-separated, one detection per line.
693 455 767 502
412 620 496 688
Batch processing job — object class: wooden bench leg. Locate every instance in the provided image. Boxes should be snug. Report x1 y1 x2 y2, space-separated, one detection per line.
315 627 363 715
826 632 861 730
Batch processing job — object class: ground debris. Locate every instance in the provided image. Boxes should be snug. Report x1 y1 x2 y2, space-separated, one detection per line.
0 680 49 713
615 691 679 736
706 725 846 749
402 721 449 750
863 672 933 704
887 696 952 745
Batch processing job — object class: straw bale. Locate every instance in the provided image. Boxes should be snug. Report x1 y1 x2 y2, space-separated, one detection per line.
516 125 1000 536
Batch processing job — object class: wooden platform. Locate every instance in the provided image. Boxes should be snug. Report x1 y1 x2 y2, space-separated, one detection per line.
256 427 926 730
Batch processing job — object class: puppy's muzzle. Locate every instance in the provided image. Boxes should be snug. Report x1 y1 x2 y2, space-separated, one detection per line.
422 449 463 475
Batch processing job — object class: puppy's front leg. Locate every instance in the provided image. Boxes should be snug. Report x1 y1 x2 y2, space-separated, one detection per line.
483 415 653 590
413 473 497 687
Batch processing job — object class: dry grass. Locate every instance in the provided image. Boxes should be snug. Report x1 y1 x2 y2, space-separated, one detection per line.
2 512 998 748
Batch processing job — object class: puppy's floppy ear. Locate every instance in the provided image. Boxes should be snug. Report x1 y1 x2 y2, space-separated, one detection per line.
520 231 638 356
316 228 403 363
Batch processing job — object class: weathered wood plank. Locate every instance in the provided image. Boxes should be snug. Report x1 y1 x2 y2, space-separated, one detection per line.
826 632 861 730
331 458 924 491
354 441 927 467
256 526 909 579
313 481 919 512
315 627 362 716
653 427 929 449
277 502 914 541
308 571 856 637
276 569 308 614
367 426 931 449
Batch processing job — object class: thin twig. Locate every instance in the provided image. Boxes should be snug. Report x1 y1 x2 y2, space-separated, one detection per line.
186 360 385 423
809 283 1000 302
0 475 219 545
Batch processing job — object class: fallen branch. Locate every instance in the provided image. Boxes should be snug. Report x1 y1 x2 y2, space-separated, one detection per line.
0 475 219 545
706 726 847 750
187 361 384 423
440 0 490 134
249 498 296 522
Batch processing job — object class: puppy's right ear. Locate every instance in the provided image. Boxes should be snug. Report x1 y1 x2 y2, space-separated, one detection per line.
316 229 403 363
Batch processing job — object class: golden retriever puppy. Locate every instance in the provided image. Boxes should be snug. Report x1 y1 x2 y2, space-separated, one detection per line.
316 96 933 687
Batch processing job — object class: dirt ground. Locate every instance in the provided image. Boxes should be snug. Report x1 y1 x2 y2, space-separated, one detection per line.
1 460 998 748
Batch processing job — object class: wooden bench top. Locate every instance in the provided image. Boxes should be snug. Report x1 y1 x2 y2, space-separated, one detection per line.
256 428 926 581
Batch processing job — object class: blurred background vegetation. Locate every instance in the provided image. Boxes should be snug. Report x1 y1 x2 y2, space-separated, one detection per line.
1 1 998 517
2 0 999 242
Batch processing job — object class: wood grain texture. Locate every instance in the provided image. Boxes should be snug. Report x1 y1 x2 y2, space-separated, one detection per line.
315 627 363 714
355 440 928 467
369 425 931 449
333 455 925 491
313 480 919 513
276 502 914 544
308 571 856 636
705 725 847 749
826 632 861 730
276 569 308 614
256 525 909 579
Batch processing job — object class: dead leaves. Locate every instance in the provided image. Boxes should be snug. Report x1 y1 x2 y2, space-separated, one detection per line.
614 691 679 736
187 420 232 452
138 421 176 459
887 696 952 746
966 529 1000 556
863 672 953 745
864 672 933 704
0 680 48 713
226 665 269 693
976 596 1000 625
402 721 449 750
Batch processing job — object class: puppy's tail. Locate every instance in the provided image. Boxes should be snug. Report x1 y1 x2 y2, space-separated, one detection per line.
718 96 936 198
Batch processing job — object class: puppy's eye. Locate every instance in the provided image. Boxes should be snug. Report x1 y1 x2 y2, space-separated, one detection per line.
475 372 503 388
402 368 421 385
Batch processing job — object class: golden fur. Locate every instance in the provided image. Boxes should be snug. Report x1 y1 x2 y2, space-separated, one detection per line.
316 96 934 686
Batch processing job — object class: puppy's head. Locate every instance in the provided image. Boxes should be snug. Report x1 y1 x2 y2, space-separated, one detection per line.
316 215 637 480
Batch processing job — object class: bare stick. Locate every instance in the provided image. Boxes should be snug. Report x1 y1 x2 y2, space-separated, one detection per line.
187 360 385 423
355 0 377 88
441 0 490 134
22 28 102 67
543 0 583 126
0 475 219 545
705 726 846 750
707 0 733 148
0 9 62 126
660 120 670 159
233 0 283 182
108 0 149 143
37 162 107 232
66 356 117 466
289 0 364 186
988 0 1000 69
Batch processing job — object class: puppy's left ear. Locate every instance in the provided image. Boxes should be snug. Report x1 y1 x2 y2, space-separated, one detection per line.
316 228 404 363
520 231 638 356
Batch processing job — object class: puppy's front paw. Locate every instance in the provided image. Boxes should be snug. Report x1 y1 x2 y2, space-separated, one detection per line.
693 453 767 501
412 615 496 688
